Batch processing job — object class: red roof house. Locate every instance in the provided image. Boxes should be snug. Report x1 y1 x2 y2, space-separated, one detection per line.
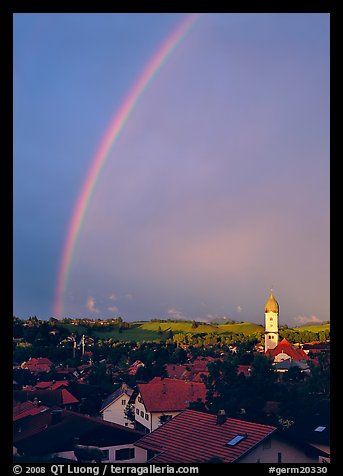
13 388 79 409
13 401 49 422
13 408 145 462
21 357 53 374
135 409 277 463
134 378 207 432
135 409 324 464
35 380 69 390
266 338 309 362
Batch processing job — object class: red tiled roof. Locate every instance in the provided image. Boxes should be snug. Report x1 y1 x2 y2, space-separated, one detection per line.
165 361 211 382
13 388 79 407
138 378 206 413
22 358 53 373
192 356 215 371
165 364 191 380
237 365 251 377
13 401 49 421
14 409 144 456
192 371 209 382
61 388 79 405
136 409 276 463
266 338 309 361
35 381 69 390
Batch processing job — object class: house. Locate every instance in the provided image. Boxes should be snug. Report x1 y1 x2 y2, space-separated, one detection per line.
127 360 145 376
273 359 310 374
13 401 49 422
302 342 330 355
283 400 330 463
266 338 310 363
135 409 327 463
134 377 207 433
21 357 53 374
165 357 214 382
100 384 135 428
165 364 192 380
13 408 147 463
13 388 80 410
34 380 70 390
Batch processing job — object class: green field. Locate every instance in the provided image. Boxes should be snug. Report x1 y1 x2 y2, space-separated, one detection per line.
62 320 264 341
61 320 328 343
293 324 330 333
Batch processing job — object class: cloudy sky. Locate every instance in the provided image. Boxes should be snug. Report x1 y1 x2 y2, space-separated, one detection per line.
13 13 330 326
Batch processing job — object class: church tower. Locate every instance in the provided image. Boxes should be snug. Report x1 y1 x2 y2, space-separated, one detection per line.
264 291 279 353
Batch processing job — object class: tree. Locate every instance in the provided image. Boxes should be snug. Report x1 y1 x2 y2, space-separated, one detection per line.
205 357 247 417
124 403 136 425
249 354 277 400
159 414 173 426
305 353 330 398
282 366 304 383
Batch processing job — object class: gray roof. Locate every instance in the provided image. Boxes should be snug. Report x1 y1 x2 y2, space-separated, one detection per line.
273 359 309 370
100 386 133 412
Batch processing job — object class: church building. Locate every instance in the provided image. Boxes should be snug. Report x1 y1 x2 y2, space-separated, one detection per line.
264 291 280 353
264 292 309 362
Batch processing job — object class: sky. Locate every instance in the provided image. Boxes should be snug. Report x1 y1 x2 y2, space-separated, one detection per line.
13 13 330 326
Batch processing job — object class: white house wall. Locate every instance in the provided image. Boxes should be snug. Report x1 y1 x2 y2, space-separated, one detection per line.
239 436 320 464
134 394 181 432
55 443 147 463
101 396 134 428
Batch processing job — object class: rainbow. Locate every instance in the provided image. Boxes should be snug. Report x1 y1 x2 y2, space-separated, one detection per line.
53 13 199 317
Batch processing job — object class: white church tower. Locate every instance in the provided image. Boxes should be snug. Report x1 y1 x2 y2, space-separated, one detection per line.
264 291 279 353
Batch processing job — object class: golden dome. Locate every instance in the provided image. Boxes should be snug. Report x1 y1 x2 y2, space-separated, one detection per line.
265 292 279 313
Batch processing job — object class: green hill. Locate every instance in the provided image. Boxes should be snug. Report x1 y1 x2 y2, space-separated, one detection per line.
64 320 263 342
293 323 330 333
61 320 328 343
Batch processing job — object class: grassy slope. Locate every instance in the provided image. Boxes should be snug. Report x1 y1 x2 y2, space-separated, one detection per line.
63 321 263 341
292 324 330 332
62 321 329 342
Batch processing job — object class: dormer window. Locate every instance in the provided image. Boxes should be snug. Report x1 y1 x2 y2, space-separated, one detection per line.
226 434 247 446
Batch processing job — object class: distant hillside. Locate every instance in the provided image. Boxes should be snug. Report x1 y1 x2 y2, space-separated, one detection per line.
59 319 329 342
63 320 264 341
293 323 330 332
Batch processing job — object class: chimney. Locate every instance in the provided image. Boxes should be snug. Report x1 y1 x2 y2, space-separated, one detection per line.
162 383 166 394
33 397 40 407
50 409 63 425
216 409 227 425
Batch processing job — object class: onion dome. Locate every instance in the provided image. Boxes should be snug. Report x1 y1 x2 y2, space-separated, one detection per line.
265 292 279 313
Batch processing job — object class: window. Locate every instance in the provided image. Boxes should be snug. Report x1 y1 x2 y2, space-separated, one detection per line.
278 452 282 463
121 399 126 405
315 426 326 432
263 439 271 450
145 413 149 421
138 396 142 403
101 449 109 461
140 410 144 417
115 448 135 461
136 408 139 415
226 434 246 446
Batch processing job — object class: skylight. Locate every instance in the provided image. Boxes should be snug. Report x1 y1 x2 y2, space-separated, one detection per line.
314 426 326 432
226 434 246 446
